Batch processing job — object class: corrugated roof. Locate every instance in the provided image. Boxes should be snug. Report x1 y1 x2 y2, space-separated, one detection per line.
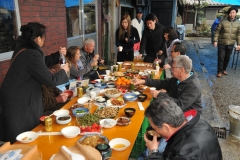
84 0 95 6
182 0 230 5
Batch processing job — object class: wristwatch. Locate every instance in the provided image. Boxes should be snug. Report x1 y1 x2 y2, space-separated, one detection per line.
148 149 159 155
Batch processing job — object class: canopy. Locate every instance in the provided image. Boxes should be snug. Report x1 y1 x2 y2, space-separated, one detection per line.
212 0 240 5
0 0 14 11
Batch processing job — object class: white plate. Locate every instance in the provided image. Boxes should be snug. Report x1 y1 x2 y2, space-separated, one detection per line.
16 131 38 143
109 138 130 151
106 100 126 108
53 109 69 117
77 97 91 104
100 119 117 128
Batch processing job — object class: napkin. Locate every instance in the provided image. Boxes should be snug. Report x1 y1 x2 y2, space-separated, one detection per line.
137 102 144 110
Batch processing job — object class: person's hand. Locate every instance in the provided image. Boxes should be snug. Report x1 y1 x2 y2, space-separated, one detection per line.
60 63 69 73
59 47 66 56
144 134 159 151
150 89 166 98
214 42 217 47
56 93 68 103
136 54 142 60
125 37 128 42
93 54 99 61
91 60 98 67
158 50 163 55
133 78 145 86
163 64 171 69
154 59 162 64
99 59 104 64
236 45 240 50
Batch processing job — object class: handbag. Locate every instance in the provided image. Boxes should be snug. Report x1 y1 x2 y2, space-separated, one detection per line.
9 48 26 67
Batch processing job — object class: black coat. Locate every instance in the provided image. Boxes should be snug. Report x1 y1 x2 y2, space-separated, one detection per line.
144 110 222 160
140 24 166 58
145 72 202 114
0 37 69 143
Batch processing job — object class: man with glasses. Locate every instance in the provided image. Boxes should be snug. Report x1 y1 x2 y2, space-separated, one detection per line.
133 55 202 114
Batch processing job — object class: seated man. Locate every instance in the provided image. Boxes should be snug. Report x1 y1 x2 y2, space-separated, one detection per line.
42 85 69 115
133 55 202 114
143 94 222 159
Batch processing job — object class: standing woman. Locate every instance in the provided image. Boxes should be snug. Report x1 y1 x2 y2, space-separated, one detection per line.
214 6 240 77
0 22 69 143
116 14 140 62
163 27 180 69
66 46 92 80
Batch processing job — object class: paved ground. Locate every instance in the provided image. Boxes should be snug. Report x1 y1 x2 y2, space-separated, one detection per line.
184 37 240 160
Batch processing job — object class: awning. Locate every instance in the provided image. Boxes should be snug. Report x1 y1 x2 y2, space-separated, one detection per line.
180 0 238 5
211 0 240 5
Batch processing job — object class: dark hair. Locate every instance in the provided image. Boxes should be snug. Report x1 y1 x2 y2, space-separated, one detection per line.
20 22 46 41
163 27 179 41
145 13 157 23
227 6 238 15
66 46 81 61
144 94 186 128
173 42 186 55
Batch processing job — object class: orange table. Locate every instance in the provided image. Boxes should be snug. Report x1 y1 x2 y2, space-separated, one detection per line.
15 89 153 160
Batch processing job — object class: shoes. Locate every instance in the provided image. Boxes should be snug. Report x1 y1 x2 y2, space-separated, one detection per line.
222 71 228 75
216 73 222 77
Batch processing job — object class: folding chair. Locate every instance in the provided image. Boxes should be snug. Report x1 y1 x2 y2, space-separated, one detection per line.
231 47 240 70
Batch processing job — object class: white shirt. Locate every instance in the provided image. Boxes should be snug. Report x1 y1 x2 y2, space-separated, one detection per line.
131 18 144 40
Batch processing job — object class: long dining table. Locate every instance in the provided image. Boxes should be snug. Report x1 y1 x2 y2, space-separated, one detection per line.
14 65 162 160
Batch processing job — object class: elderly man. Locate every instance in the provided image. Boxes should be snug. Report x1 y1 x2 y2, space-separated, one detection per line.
133 55 202 114
143 94 222 159
80 38 101 79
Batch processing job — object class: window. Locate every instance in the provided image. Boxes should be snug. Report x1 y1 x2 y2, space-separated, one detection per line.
84 0 96 34
0 0 18 54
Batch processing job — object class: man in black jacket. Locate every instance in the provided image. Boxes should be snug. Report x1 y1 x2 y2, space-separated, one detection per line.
137 14 166 66
144 95 222 160
134 55 202 114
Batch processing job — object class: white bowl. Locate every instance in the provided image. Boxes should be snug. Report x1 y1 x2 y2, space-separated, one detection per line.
77 97 91 104
53 109 69 117
56 115 72 125
109 138 130 151
149 87 156 91
61 126 80 138
104 89 122 98
100 119 117 128
117 62 123 64
16 131 38 143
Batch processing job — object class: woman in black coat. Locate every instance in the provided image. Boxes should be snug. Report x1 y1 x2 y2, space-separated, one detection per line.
0 22 69 143
115 14 140 62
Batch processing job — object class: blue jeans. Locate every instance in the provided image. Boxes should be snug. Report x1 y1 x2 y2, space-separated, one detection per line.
137 138 167 160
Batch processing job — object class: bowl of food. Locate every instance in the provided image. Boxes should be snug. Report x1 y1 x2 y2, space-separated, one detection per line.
63 90 73 98
69 103 84 111
95 96 108 103
104 88 121 98
100 119 117 128
124 108 136 118
116 117 131 126
72 108 89 117
79 135 109 148
146 126 161 141
16 131 38 143
86 87 100 96
53 109 69 117
107 82 115 88
123 93 137 102
56 115 72 125
95 82 107 89
61 126 80 138
106 98 125 108
109 138 130 151
137 94 148 102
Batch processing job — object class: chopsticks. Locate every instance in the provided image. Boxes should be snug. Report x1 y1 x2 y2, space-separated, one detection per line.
96 71 101 79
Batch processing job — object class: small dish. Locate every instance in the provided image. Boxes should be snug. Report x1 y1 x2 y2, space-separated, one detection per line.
100 119 117 128
116 117 131 126
109 138 130 151
123 93 137 102
56 115 72 125
61 126 80 138
95 96 109 103
106 98 126 109
72 108 89 117
16 131 38 143
77 97 91 104
104 89 122 98
107 82 115 88
53 109 69 117
137 94 148 102
95 82 107 89
146 126 161 141
69 103 84 111
124 108 136 118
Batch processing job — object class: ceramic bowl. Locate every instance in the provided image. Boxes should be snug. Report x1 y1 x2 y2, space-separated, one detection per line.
109 138 130 151
95 82 107 89
100 119 117 128
56 115 72 125
53 109 69 117
16 131 38 143
146 126 161 141
137 94 148 102
123 93 137 102
61 126 80 138
124 108 136 118
107 82 115 88
104 89 122 98
72 108 89 117
116 117 131 126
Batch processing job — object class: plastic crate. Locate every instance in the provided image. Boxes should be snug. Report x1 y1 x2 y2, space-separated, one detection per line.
130 117 150 158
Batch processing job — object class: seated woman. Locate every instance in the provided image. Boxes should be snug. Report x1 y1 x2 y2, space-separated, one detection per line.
66 46 92 80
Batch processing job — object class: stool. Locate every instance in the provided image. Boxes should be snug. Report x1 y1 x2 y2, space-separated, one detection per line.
231 48 240 70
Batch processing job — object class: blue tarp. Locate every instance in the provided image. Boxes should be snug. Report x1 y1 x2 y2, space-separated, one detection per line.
0 0 14 10
212 0 240 5
65 0 94 7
